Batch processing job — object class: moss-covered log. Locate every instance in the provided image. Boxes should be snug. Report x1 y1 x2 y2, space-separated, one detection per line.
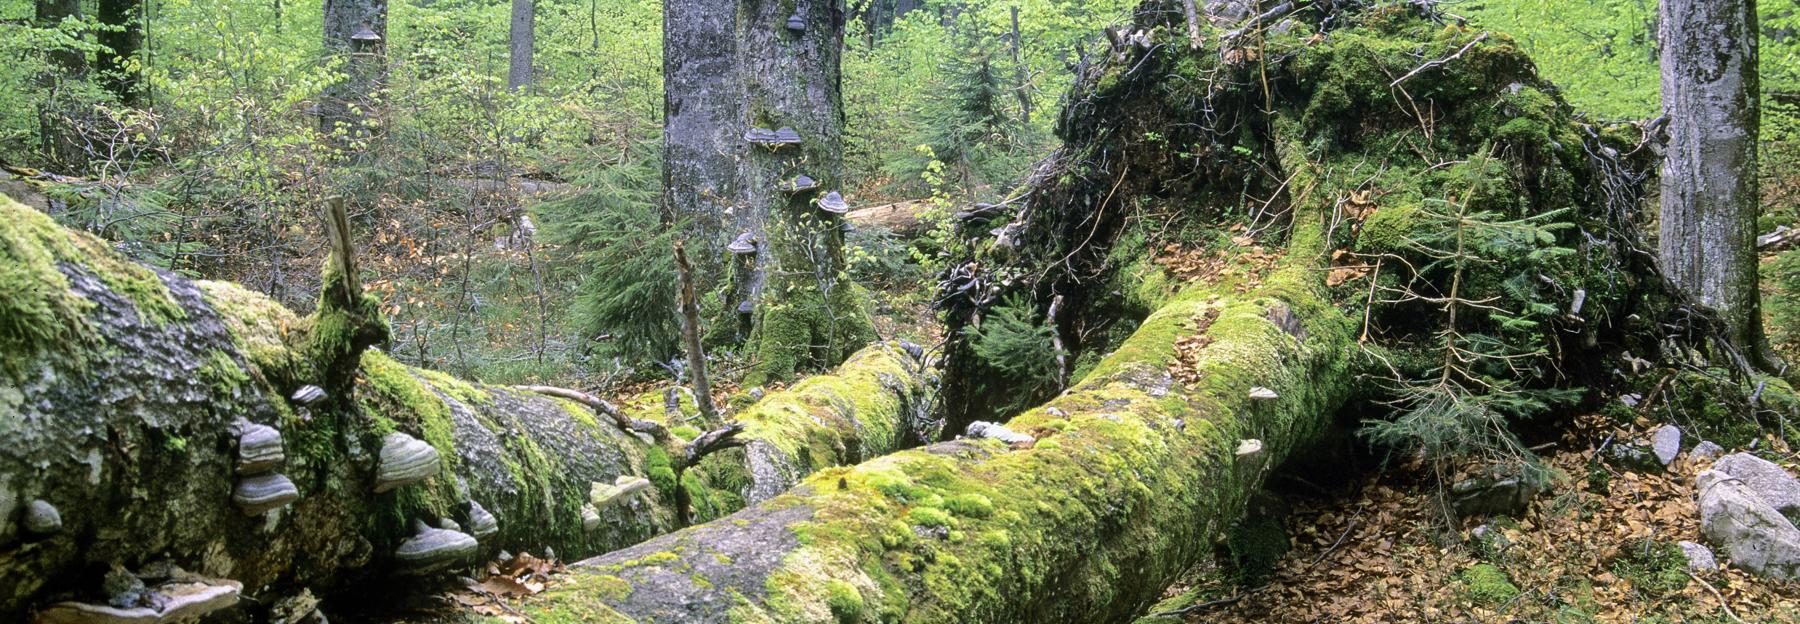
522 240 1350 623
0 194 930 619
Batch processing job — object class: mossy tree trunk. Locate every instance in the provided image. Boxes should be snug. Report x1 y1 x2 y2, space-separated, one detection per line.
522 248 1353 623
664 0 874 386
0 195 930 620
1658 0 1765 362
319 0 386 140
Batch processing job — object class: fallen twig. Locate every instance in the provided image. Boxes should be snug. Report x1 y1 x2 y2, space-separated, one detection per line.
512 385 670 441
1390 33 1489 87
1687 569 1747 624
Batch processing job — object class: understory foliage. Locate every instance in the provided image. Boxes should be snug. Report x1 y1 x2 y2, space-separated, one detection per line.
967 293 1065 411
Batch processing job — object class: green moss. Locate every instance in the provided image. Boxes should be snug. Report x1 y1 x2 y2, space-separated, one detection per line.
824 580 865 624
1356 203 1423 252
905 506 956 529
0 194 190 373
1612 540 1690 599
1461 563 1521 605
941 493 994 518
1225 514 1289 585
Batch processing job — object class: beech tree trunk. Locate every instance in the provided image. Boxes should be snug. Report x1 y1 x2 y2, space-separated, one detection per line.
0 194 931 620
508 0 535 92
34 0 86 171
663 0 873 386
96 0 143 105
319 0 386 139
1658 0 1763 360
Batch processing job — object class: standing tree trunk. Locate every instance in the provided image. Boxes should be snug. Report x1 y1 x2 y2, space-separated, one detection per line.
96 0 143 106
319 0 387 141
663 0 874 386
507 0 534 92
35 0 86 171
1658 0 1764 361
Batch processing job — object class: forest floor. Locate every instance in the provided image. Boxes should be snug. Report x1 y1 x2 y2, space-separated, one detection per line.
1148 419 1800 623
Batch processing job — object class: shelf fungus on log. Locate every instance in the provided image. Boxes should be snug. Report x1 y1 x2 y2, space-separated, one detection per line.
785 13 805 33
232 473 300 515
465 500 499 541
36 578 242 624
23 500 61 536
727 232 758 254
783 175 820 194
234 423 285 475
580 504 603 532
289 384 326 406
393 518 478 575
1247 386 1278 400
964 420 1034 445
744 127 802 148
373 432 440 493
817 191 850 214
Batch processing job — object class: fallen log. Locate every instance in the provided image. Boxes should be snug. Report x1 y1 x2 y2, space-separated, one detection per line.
521 248 1352 622
0 194 931 619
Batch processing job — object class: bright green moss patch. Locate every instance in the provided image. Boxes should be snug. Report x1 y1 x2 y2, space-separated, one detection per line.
824 579 865 624
1461 563 1521 605
905 506 955 529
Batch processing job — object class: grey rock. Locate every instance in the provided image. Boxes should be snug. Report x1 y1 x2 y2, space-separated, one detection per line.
1711 453 1800 521
1691 440 1725 462
394 519 478 574
234 473 300 515
236 423 286 475
1697 468 1800 580
466 500 499 540
374 432 440 493
1651 425 1681 466
1678 540 1717 572
1451 475 1539 518
24 499 62 535
103 564 148 609
1607 442 1664 473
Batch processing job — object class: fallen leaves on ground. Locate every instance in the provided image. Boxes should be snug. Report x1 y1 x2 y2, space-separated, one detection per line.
442 552 564 623
1162 422 1800 623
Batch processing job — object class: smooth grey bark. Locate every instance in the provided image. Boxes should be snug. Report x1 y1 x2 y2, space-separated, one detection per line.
1658 0 1763 359
663 0 873 384
507 0 534 92
319 0 386 139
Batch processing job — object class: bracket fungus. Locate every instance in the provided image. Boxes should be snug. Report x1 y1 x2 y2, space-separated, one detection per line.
783 175 820 193
289 385 327 406
744 127 802 148
785 13 805 33
727 232 758 255
23 499 61 536
374 432 440 493
817 191 850 214
350 24 381 43
737 300 755 314
233 473 300 515
393 518 478 574
235 423 285 475
580 504 602 532
36 579 242 624
1247 386 1279 400
465 500 499 540
589 475 653 511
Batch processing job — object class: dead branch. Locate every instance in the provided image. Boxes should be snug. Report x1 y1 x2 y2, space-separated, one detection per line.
673 241 720 424
512 385 670 442
1390 33 1489 87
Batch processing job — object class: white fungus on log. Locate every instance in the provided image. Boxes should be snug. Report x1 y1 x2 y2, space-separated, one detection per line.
466 500 499 540
233 473 300 515
590 476 653 511
393 518 478 574
289 384 327 406
727 232 758 254
580 504 603 532
23 499 62 536
235 423 285 475
965 421 1034 445
373 432 440 493
817 191 850 214
36 578 242 624
1248 386 1279 400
